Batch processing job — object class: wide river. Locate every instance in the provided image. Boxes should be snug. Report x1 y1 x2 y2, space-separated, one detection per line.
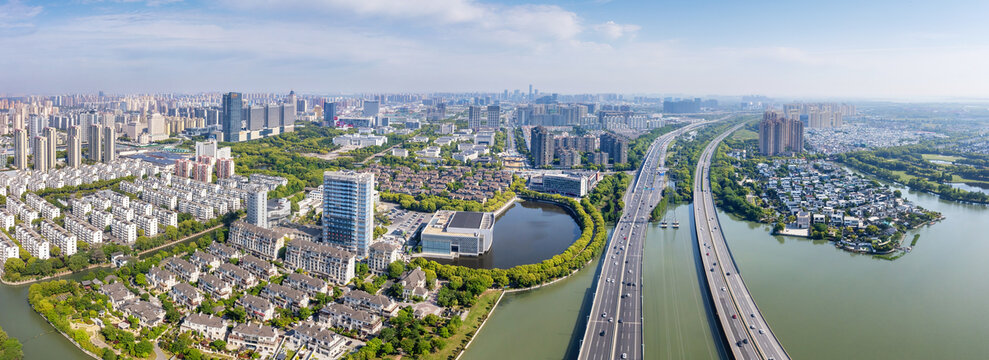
4 187 986 359
464 186 989 359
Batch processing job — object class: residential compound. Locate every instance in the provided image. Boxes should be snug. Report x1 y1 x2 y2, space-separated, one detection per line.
759 110 805 156
420 211 495 257
366 164 513 202
754 159 937 252
0 159 159 264
527 126 628 168
0 158 156 198
781 102 856 129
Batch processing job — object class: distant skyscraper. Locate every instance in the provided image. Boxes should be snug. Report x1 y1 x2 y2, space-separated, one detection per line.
468 105 483 129
43 127 56 169
102 126 116 163
487 105 500 128
13 129 28 170
148 113 167 140
195 140 218 158
531 126 555 167
222 92 243 142
600 133 628 165
323 171 374 258
759 111 804 156
67 126 81 168
88 124 103 162
362 100 379 118
323 101 337 127
28 115 44 146
247 187 268 229
33 136 48 172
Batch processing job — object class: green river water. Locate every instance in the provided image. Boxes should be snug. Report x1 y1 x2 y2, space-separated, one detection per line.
465 186 989 360
2 186 987 359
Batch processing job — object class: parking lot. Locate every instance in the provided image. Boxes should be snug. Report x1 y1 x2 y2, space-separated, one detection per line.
378 203 431 247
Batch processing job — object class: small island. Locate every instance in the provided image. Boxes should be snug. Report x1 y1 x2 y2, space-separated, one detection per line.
713 136 942 258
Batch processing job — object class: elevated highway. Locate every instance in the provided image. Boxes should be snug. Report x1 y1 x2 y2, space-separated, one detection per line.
578 120 712 360
693 124 789 360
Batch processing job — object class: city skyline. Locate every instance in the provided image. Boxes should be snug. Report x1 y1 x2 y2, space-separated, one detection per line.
1 0 989 99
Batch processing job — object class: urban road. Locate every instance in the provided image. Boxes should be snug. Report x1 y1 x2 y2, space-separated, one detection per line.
578 120 713 360
694 123 789 360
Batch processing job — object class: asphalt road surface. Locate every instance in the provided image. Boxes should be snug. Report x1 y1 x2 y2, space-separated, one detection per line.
579 120 713 360
693 123 790 360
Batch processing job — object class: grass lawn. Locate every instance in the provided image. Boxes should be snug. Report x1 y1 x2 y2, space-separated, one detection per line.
426 289 503 360
890 170 917 182
921 153 963 162
949 175 989 185
732 129 759 141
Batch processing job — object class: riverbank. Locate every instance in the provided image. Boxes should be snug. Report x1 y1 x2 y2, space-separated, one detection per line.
1 224 223 286
1 263 110 286
451 290 504 360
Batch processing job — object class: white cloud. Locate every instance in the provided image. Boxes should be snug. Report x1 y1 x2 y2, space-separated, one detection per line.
225 0 587 48
0 0 987 99
0 0 42 29
593 21 640 40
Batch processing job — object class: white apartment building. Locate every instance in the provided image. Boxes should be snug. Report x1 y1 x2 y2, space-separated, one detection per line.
111 219 137 243
16 224 49 260
65 214 103 245
40 219 77 257
228 220 287 260
285 239 356 285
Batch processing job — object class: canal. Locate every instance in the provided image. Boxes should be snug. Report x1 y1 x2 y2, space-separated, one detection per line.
0 270 95 359
464 186 989 359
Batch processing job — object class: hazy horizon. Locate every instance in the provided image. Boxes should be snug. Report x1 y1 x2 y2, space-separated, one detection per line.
2 0 989 100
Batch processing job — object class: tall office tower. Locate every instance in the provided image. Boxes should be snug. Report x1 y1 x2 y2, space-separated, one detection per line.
759 111 804 156
281 102 297 128
88 124 103 162
322 171 374 258
323 102 336 127
67 126 81 168
362 100 379 118
468 105 483 129
247 105 266 131
529 84 533 100
531 126 555 167
33 136 48 172
486 105 500 128
43 127 56 169
600 132 629 165
246 187 268 229
222 92 243 142
13 129 28 170
102 125 116 163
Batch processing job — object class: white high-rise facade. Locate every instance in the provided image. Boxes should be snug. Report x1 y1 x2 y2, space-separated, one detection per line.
322 171 374 258
246 188 268 229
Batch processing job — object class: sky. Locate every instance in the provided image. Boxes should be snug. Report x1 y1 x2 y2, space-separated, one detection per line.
1 0 989 99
